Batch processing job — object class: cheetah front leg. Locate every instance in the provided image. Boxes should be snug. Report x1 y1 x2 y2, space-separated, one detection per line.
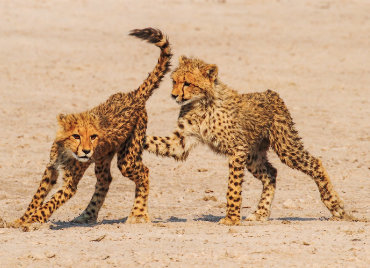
72 154 114 224
21 161 89 230
245 153 277 221
11 144 60 228
219 153 247 226
144 128 198 161
11 165 59 228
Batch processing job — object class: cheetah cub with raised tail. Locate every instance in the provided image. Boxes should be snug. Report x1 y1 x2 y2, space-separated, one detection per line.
10 28 172 231
145 56 353 225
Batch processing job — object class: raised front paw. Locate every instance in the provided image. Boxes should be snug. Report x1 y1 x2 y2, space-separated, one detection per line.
245 212 269 222
72 213 97 224
219 216 241 226
127 213 150 224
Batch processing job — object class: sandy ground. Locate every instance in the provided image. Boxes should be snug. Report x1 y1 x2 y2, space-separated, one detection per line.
0 0 369 267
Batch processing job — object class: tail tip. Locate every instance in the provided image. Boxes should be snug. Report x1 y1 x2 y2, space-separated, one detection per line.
129 27 167 47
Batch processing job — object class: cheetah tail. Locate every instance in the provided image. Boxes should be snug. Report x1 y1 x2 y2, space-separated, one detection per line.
129 27 172 102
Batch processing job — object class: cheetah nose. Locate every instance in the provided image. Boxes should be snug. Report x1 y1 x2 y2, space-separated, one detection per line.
82 149 91 155
171 94 178 99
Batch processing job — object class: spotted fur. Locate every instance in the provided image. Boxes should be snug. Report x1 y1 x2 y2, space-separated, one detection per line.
11 28 172 231
145 56 353 225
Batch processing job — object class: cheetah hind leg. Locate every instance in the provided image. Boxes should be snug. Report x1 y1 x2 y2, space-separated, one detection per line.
124 161 150 224
118 116 150 224
270 117 355 221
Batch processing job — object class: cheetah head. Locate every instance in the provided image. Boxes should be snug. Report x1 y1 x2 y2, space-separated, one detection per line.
171 56 218 104
56 113 102 162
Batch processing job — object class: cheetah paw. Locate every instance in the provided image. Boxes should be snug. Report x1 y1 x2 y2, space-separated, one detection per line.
219 217 241 226
0 217 8 228
245 212 269 222
7 218 46 231
6 219 23 228
127 214 150 224
330 213 365 222
72 214 97 224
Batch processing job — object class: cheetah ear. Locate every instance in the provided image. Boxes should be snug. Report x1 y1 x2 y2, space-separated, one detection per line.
204 64 218 81
57 113 70 129
179 55 188 64
57 114 66 124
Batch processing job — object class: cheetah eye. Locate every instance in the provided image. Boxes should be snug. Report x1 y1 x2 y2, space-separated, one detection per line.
184 82 191 87
90 134 98 140
72 134 80 140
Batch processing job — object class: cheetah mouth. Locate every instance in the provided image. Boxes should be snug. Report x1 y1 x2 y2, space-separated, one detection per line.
175 96 203 106
76 156 90 162
177 99 195 106
71 152 91 162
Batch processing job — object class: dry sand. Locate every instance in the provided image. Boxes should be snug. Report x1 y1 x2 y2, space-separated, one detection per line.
0 0 369 267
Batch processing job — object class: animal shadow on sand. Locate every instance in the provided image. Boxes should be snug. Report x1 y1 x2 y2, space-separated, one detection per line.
47 215 327 230
194 214 327 223
49 215 188 230
50 217 129 230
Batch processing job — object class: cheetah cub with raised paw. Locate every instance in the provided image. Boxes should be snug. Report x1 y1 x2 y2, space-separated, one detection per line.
145 56 354 225
10 28 172 231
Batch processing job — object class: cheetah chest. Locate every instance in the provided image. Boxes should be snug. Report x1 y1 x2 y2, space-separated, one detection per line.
197 110 236 154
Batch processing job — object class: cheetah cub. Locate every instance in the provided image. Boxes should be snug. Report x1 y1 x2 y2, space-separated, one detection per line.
145 56 353 225
10 28 172 231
